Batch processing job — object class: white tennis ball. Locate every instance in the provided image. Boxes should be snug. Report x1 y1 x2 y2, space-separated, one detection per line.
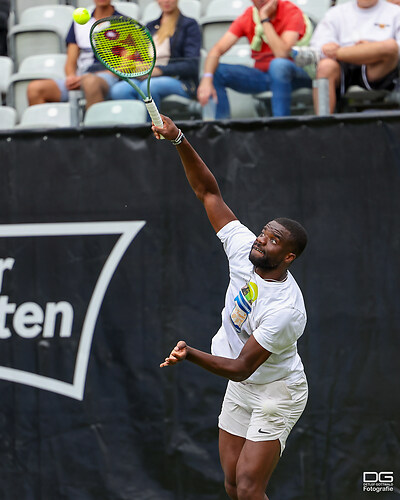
73 7 90 25
261 398 279 415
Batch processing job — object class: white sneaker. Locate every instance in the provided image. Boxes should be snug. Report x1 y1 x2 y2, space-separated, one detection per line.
291 46 320 67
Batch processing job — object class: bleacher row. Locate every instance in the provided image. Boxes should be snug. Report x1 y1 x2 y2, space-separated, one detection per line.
1 0 399 129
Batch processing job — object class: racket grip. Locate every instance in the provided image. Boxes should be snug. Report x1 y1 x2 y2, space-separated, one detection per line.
144 99 164 139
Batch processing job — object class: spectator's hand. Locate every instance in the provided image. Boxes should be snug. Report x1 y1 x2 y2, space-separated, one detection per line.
322 43 340 59
151 114 180 141
151 67 163 77
137 67 163 81
65 75 81 90
197 77 217 106
160 341 188 368
258 0 278 20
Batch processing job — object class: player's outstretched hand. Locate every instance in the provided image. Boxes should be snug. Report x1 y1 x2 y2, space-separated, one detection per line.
152 114 179 141
160 340 187 368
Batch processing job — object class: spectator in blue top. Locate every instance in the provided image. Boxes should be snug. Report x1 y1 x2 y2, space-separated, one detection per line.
27 0 120 109
110 0 201 110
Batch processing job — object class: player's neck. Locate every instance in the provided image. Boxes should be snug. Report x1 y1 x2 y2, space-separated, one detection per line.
255 267 288 282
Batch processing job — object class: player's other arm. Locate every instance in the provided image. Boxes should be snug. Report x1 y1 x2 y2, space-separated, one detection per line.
160 336 271 381
152 115 237 233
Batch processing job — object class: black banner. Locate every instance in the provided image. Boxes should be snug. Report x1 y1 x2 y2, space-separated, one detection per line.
0 113 399 499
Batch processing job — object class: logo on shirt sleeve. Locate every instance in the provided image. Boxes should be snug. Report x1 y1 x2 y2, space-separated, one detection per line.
230 281 258 332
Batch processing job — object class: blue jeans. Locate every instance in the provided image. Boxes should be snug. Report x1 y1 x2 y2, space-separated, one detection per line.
110 76 190 110
213 58 311 118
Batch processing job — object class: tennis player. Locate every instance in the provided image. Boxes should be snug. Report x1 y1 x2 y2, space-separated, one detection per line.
154 116 308 500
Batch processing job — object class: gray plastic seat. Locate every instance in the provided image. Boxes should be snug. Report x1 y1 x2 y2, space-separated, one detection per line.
83 100 148 126
17 102 72 128
7 53 67 120
8 5 74 69
0 106 17 129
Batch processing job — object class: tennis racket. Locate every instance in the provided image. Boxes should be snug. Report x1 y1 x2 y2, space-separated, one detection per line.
89 16 164 129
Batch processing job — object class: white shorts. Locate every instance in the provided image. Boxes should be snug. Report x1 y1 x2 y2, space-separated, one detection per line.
218 375 308 455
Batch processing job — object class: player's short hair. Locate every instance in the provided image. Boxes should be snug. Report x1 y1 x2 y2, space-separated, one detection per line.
274 217 308 258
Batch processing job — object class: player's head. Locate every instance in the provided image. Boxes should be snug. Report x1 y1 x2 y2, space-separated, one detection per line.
249 218 307 271
274 217 308 258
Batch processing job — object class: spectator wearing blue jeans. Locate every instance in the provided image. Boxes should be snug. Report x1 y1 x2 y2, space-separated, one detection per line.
197 0 312 118
110 0 201 111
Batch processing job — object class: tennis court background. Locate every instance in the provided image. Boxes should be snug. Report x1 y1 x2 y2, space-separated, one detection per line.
0 113 399 499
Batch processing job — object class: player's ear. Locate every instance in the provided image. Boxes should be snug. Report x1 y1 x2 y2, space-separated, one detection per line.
285 252 296 264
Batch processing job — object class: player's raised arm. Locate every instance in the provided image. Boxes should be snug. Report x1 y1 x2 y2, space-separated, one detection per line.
152 115 237 233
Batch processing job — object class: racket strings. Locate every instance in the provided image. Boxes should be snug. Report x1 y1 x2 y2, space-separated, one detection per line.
92 18 155 77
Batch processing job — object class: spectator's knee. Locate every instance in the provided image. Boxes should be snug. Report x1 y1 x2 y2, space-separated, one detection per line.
316 58 340 80
80 73 98 92
213 64 230 87
27 80 46 104
268 57 292 81
382 38 399 59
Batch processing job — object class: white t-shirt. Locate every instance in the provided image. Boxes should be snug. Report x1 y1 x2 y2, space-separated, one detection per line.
66 8 122 75
311 0 400 52
211 220 307 385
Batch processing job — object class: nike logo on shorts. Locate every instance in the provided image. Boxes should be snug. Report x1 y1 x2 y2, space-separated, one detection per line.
258 428 270 434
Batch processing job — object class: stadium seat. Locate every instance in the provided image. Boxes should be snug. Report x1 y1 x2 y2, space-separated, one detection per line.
200 0 251 51
160 94 202 119
0 56 13 103
83 100 148 126
200 0 214 15
17 102 72 128
136 0 159 17
68 0 95 8
220 43 253 67
10 0 65 25
141 0 201 24
253 88 314 117
8 5 74 69
288 0 332 23
68 1 141 18
113 2 141 19
0 106 17 129
7 53 67 120
340 85 400 113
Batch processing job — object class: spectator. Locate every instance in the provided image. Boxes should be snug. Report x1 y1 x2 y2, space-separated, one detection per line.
197 0 312 119
27 0 121 110
295 0 400 113
0 0 9 56
110 0 201 111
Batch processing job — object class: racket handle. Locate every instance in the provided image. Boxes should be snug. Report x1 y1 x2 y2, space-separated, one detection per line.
144 98 164 139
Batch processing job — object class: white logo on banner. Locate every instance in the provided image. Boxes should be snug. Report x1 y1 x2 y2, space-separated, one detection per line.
0 221 145 400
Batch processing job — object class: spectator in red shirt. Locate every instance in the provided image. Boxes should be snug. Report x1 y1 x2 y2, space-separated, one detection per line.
197 0 312 118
